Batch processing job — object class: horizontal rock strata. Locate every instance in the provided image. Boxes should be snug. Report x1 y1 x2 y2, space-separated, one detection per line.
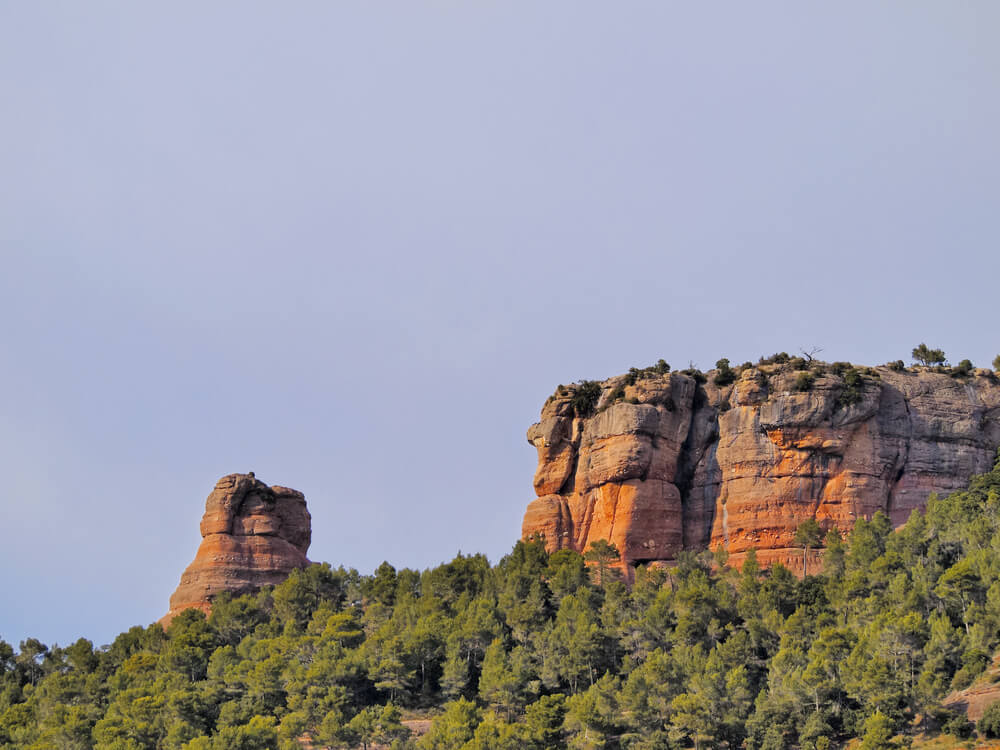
522 364 1000 575
162 473 311 625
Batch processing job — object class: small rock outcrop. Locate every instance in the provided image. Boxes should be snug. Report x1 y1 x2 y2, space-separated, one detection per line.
162 473 311 625
522 363 1000 575
945 652 1000 721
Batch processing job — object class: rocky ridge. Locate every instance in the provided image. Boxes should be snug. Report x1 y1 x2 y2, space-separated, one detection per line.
522 360 1000 574
162 473 311 625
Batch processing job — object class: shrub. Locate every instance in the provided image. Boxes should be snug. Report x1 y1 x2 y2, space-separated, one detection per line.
837 368 864 407
714 372 737 387
682 367 707 384
953 359 973 377
980 700 1000 738
887 360 905 371
925 704 955 730
994 354 1000 371
951 648 990 691
795 372 816 392
789 356 807 370
569 381 602 417
942 713 974 739
624 360 670 386
607 384 625 403
714 358 737 386
830 361 852 377
759 352 790 365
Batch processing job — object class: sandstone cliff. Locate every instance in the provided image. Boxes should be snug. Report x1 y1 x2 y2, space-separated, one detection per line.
162 473 311 625
522 361 1000 574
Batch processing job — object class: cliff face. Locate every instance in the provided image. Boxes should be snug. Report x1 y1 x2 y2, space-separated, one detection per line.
522 363 1000 573
162 473 311 625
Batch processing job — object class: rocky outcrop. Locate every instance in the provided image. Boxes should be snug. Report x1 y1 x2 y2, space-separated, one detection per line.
162 473 311 625
945 652 1000 721
522 362 1000 574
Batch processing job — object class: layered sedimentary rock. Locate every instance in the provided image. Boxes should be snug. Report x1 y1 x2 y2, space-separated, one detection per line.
945 653 1000 721
162 473 311 625
522 363 1000 574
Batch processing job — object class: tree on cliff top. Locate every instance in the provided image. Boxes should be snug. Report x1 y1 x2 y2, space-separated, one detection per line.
911 343 946 367
569 380 602 417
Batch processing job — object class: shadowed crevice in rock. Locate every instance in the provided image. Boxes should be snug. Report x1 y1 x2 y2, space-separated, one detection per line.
161 473 311 625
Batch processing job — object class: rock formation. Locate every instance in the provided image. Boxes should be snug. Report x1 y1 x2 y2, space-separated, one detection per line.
945 652 1000 721
522 362 1000 575
162 473 311 625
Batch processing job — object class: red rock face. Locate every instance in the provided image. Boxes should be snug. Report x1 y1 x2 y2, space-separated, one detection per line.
523 365 1000 576
162 473 311 625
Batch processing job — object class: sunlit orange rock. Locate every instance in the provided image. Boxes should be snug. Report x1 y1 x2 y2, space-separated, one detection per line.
522 364 1000 576
162 473 311 625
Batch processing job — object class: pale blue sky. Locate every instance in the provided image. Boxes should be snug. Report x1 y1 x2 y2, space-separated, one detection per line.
2 2 999 647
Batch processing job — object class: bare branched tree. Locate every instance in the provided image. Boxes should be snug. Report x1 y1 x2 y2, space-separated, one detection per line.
800 346 823 363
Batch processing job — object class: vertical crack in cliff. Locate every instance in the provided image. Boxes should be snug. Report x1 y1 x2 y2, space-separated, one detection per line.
675 388 720 550
559 499 574 547
606 485 620 548
576 490 596 550
807 452 832 520
886 391 913 521
721 496 729 546
557 424 583 496
673 400 701 547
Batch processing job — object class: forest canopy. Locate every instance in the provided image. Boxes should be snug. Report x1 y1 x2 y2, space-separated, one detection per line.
4 452 1000 749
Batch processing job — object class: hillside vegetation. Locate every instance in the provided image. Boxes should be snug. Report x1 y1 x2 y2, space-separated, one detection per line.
5 453 1000 749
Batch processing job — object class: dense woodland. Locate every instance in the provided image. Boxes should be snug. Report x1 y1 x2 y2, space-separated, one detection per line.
5 454 1000 749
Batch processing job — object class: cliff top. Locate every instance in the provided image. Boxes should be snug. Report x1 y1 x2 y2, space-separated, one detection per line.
541 354 998 421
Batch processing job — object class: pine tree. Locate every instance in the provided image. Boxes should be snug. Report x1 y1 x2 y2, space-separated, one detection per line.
858 710 900 750
794 519 824 577
584 540 621 587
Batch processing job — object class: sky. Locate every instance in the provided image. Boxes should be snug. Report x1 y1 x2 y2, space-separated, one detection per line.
1 2 999 649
